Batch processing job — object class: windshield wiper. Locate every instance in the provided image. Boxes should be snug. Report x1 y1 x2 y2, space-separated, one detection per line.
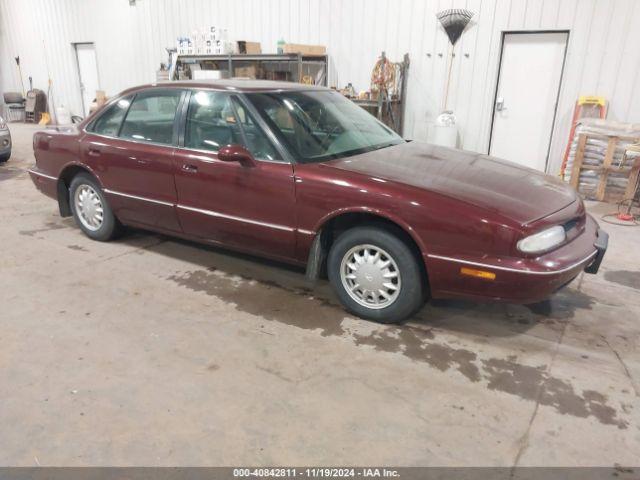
371 141 401 152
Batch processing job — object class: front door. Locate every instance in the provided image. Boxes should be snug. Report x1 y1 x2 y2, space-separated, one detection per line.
489 31 568 172
172 90 296 261
82 89 184 232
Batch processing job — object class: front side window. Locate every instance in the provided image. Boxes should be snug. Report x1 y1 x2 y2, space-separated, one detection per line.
90 96 132 137
184 91 281 161
246 90 404 163
184 91 243 152
119 90 182 145
230 97 281 161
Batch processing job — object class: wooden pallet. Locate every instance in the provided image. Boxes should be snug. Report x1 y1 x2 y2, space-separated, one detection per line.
626 144 640 201
569 133 640 202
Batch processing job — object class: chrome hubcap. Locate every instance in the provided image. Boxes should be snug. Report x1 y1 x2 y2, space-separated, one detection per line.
74 184 104 231
340 244 401 309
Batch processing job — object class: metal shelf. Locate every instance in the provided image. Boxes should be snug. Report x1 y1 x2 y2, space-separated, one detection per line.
177 53 327 62
351 99 401 107
172 52 329 85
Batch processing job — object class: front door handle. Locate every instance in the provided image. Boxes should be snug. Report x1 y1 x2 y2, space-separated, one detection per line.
182 164 198 173
88 148 101 157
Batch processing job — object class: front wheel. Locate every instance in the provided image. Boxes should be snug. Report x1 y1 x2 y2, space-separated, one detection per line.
0 153 9 163
327 226 425 323
70 172 121 241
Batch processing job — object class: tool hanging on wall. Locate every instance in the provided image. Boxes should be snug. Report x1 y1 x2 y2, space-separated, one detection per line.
14 56 26 97
41 39 56 125
436 9 474 111
370 52 401 132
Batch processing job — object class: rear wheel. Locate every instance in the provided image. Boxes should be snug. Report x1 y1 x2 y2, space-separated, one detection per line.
327 226 425 323
70 172 121 241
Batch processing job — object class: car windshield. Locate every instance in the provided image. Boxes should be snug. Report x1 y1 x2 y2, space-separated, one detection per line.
245 90 404 163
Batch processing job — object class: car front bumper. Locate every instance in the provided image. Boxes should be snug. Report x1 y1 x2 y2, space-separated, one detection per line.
426 214 608 304
584 228 608 274
0 129 11 155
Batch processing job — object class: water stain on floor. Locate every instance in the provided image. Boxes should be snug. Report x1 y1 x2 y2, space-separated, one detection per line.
0 165 23 182
67 244 89 252
524 289 596 319
482 357 627 429
605 270 640 290
351 326 481 382
19 221 66 237
167 267 628 428
168 268 346 338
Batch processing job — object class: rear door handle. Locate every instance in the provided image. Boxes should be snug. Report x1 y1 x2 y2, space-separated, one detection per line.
182 164 198 173
88 148 101 157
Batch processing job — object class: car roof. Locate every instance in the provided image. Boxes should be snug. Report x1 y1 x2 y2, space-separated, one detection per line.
124 79 329 94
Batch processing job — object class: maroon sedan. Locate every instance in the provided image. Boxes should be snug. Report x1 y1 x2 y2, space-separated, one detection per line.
29 80 607 323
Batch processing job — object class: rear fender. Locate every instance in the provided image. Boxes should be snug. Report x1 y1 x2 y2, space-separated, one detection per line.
56 163 105 218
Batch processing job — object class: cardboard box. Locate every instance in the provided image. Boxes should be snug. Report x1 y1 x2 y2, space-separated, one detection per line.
89 91 108 115
177 37 192 54
193 70 229 80
282 43 326 55
266 71 291 82
95 91 107 106
236 41 262 54
207 26 219 40
233 65 258 79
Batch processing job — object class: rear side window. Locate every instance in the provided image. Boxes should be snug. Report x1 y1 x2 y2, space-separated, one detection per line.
90 97 132 136
119 90 182 145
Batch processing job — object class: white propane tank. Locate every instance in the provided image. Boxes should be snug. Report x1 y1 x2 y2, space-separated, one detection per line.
56 105 72 125
428 111 458 148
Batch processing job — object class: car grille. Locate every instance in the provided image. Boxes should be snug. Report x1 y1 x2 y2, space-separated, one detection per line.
563 218 578 233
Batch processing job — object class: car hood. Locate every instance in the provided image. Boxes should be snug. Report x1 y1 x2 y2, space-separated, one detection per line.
324 141 577 225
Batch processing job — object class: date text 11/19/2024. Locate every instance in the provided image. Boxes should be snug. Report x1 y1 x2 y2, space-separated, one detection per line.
233 468 400 478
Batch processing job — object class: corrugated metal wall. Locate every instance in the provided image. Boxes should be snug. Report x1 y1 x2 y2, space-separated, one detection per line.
1 0 639 173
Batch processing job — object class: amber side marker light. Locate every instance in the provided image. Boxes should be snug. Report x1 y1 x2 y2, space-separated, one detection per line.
460 267 496 280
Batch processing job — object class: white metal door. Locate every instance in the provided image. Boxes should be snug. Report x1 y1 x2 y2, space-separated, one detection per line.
74 43 100 117
489 32 568 172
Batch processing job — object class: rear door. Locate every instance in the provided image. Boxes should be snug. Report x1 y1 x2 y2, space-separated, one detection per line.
82 89 184 232
172 90 297 261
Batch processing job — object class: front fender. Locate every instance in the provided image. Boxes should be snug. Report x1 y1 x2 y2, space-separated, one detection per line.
311 205 429 258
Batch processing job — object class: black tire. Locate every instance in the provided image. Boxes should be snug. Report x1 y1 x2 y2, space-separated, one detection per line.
0 153 9 163
327 226 425 323
69 172 121 241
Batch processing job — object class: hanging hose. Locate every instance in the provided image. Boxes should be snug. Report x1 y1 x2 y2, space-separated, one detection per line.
370 55 396 94
600 199 640 226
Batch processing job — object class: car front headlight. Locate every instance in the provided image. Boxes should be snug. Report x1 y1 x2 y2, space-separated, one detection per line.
517 225 566 254
0 118 7 130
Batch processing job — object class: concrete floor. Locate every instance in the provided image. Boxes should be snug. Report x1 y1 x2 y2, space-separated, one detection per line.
0 122 638 466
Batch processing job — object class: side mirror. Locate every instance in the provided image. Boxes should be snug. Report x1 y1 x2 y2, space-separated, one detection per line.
218 144 255 167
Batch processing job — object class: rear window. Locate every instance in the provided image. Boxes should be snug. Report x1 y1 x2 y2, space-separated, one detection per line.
89 96 132 137
119 90 182 145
